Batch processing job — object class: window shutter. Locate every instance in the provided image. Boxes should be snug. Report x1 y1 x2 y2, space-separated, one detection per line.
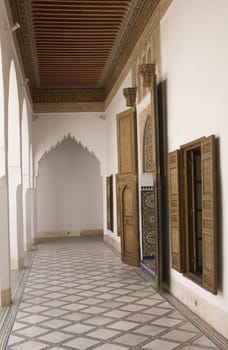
201 135 217 294
168 150 183 272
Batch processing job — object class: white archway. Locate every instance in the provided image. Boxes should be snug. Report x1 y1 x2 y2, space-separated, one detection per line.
21 99 32 250
8 60 24 270
0 42 11 306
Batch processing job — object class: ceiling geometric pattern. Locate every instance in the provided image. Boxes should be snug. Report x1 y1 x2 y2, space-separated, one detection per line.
7 0 160 105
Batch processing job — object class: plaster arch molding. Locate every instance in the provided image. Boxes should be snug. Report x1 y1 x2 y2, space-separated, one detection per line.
35 133 103 180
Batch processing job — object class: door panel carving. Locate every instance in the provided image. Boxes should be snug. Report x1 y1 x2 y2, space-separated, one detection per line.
117 109 140 266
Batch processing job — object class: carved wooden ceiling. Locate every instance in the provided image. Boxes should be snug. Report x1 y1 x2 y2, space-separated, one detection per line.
7 0 160 106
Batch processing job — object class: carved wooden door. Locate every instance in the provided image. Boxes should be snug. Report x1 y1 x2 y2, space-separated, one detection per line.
117 176 140 266
117 109 140 266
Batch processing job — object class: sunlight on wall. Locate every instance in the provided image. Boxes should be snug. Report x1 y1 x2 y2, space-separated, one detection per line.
8 60 24 268
29 143 33 187
8 60 20 169
21 99 30 250
22 99 29 177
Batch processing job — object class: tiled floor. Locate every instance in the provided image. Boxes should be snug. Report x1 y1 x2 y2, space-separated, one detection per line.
3 237 226 349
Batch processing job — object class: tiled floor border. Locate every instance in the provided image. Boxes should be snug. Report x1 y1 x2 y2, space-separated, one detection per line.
163 292 228 350
0 250 36 349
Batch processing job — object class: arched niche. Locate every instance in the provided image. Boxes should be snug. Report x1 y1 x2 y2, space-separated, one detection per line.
33 114 106 178
36 135 103 237
143 114 153 173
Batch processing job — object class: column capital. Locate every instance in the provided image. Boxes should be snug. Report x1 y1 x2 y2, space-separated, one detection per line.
123 87 137 107
140 64 156 87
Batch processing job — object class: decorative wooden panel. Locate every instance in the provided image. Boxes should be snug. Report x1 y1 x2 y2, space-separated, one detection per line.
123 187 133 216
106 175 113 232
121 179 140 266
124 225 135 254
117 109 137 175
116 108 139 267
168 150 183 272
116 174 121 236
201 135 217 294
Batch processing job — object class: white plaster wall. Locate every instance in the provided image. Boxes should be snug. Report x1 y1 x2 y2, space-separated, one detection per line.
161 0 228 337
33 112 106 176
36 137 103 233
103 72 132 250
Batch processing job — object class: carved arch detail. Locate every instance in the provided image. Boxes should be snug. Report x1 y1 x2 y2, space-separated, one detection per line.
36 133 101 178
143 114 153 173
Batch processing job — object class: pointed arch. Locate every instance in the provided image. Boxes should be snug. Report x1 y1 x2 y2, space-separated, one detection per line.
8 59 24 269
36 136 103 235
8 60 20 168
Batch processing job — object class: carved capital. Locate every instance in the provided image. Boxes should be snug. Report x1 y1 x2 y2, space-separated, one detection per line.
123 87 137 107
140 64 156 87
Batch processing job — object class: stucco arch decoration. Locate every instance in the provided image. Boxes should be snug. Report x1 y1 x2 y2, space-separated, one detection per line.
36 133 101 180
33 112 106 179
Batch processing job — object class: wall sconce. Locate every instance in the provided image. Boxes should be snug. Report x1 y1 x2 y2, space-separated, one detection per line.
123 87 137 107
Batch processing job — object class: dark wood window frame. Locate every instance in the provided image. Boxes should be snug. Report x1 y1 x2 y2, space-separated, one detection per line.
181 138 203 285
168 135 217 294
106 175 113 232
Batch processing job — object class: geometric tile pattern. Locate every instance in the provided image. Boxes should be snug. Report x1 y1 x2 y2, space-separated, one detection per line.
141 187 155 260
5 237 223 349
